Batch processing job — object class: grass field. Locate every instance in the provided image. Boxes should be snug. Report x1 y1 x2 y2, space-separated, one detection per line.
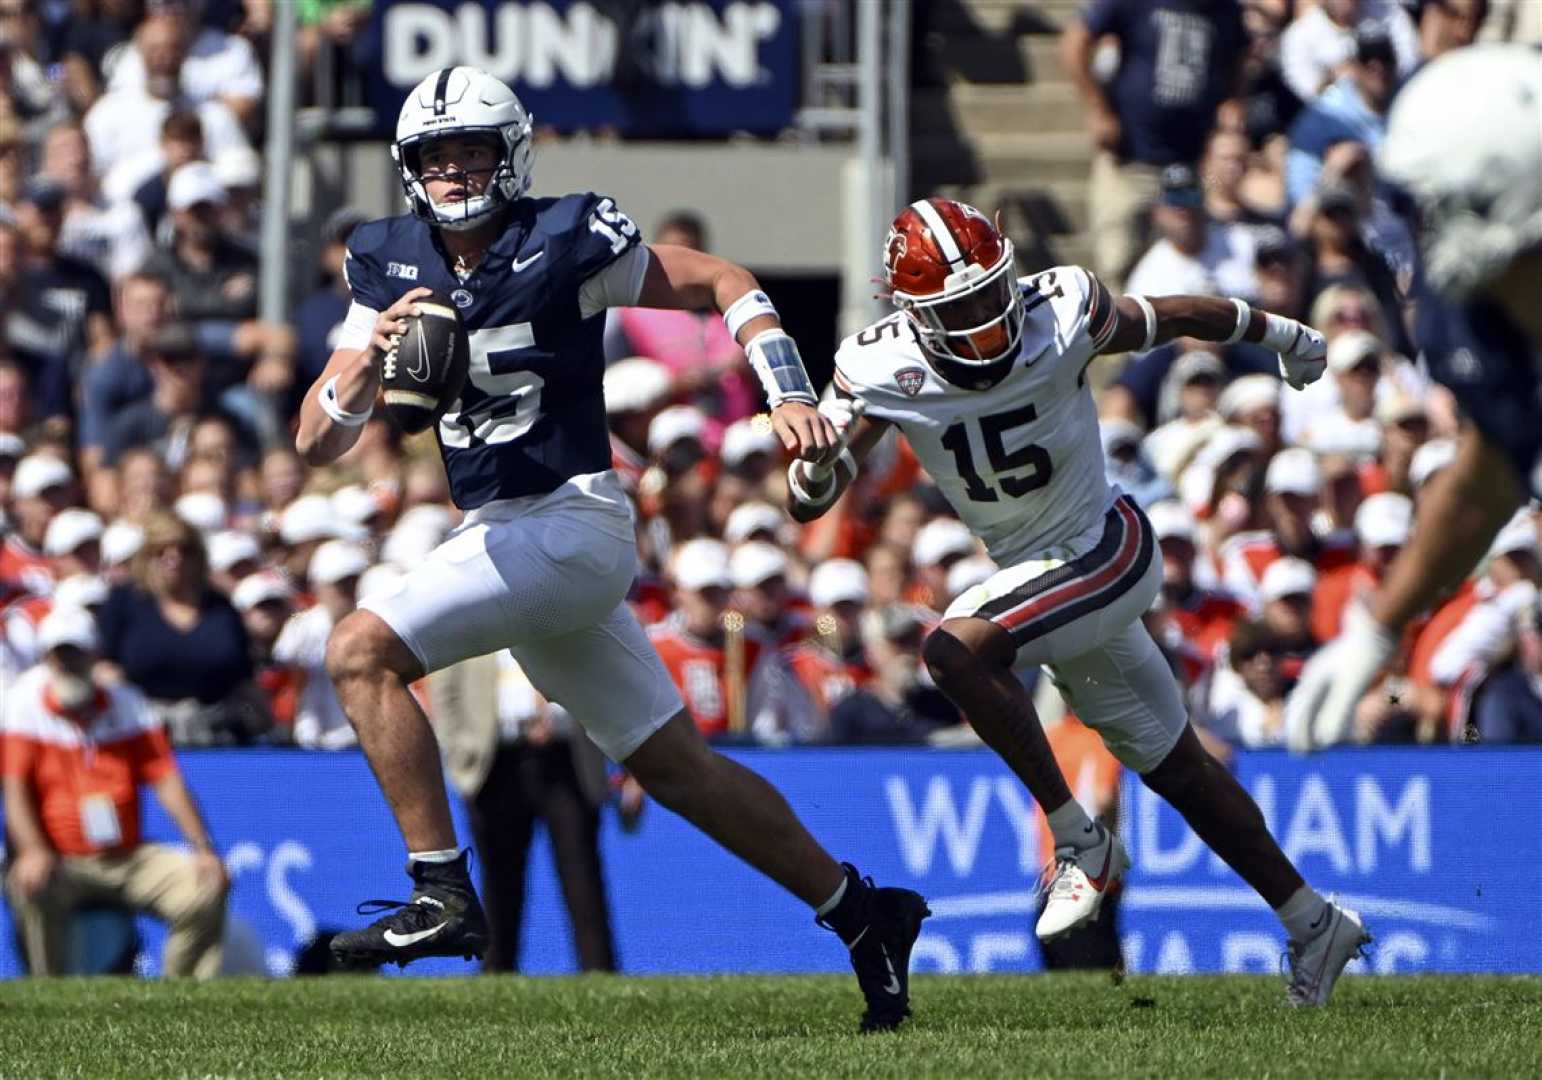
1 973 1538 1078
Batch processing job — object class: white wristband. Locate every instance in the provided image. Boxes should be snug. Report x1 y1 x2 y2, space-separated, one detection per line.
1259 312 1305 353
319 374 373 427
787 458 842 510
1224 298 1252 345
1130 295 1158 352
746 329 817 407
724 289 779 340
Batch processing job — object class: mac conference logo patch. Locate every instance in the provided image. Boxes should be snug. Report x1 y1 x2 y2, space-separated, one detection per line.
895 367 926 396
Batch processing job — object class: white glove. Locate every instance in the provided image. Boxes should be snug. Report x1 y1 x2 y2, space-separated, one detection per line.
1272 320 1328 390
804 397 867 481
1283 604 1397 752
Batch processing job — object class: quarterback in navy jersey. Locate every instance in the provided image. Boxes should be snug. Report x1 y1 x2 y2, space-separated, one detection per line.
293 67 927 1031
1287 45 1542 748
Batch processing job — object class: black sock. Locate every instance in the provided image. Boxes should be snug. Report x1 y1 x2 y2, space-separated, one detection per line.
816 864 870 944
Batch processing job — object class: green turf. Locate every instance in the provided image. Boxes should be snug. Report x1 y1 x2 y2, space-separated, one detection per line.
0 973 1537 1078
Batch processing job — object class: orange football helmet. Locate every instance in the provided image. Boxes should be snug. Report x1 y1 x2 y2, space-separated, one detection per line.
883 198 1024 388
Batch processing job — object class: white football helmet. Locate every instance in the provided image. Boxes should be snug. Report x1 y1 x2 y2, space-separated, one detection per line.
1379 44 1542 299
392 67 535 231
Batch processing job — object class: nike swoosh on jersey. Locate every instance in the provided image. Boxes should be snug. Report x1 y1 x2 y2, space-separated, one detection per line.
382 923 447 948
512 251 545 272
881 944 901 995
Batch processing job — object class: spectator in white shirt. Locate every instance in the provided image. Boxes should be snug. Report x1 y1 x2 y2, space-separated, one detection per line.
84 13 250 197
105 0 264 129
1126 165 1259 302
1278 0 1419 102
39 121 152 283
272 540 369 749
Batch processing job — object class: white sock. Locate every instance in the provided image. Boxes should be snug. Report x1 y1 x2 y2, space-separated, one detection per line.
1274 886 1330 941
1045 800 1099 851
814 876 848 917
409 848 460 865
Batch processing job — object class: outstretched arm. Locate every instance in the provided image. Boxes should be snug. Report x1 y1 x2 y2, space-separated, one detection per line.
637 244 837 460
1097 287 1327 389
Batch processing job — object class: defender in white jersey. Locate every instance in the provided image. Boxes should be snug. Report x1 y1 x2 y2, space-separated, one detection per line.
793 198 1369 1005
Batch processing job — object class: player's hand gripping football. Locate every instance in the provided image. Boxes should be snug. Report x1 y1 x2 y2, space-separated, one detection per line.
369 286 434 360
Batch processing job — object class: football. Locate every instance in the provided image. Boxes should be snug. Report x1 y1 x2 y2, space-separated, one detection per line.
380 293 470 434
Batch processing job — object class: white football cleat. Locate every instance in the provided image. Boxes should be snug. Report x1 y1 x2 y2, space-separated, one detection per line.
1284 902 1371 1006
1035 823 1130 942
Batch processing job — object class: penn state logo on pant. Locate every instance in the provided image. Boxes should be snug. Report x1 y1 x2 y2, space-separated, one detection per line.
895 367 926 397
451 289 474 309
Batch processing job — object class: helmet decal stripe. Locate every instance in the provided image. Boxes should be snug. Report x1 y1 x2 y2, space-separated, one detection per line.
433 67 454 115
910 199 965 267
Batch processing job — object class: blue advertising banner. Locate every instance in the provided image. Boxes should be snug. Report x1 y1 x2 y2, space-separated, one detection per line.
2 748 1539 978
363 0 802 136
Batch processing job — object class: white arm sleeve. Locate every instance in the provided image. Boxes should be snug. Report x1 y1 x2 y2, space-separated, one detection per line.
334 301 381 353
578 244 651 320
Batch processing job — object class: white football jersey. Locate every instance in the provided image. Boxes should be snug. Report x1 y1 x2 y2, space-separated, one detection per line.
834 266 1119 565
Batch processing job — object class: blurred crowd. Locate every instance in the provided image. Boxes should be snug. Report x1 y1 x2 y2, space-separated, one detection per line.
0 0 1538 765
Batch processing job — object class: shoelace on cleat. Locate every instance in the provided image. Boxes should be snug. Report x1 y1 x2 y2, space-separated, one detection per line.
355 898 443 933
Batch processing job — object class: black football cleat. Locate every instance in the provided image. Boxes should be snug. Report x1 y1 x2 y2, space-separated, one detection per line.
819 866 931 1033
329 851 488 969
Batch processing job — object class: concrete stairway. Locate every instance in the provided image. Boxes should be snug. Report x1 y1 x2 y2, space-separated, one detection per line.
910 0 1096 273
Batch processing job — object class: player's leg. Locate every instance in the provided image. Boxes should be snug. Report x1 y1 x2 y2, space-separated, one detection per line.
514 603 930 1032
924 497 1161 940
1056 619 1370 1005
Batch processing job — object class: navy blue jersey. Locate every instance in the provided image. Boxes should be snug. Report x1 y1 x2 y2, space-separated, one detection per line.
1417 289 1542 499
343 192 640 508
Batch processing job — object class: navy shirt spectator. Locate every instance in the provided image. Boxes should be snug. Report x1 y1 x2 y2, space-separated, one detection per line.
293 207 366 398
96 514 254 707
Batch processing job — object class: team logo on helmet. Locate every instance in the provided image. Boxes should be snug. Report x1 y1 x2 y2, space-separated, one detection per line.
895 367 927 397
883 227 908 278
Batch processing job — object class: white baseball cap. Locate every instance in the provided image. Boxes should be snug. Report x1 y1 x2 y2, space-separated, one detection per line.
723 502 785 545
1488 510 1538 560
357 562 406 603
670 538 732 591
1409 438 1456 489
308 539 370 586
1264 447 1321 497
43 508 104 557
279 493 365 545
211 145 261 191
1355 492 1414 548
100 520 145 567
174 491 226 534
1196 426 1263 470
604 358 672 416
947 554 997 598
396 504 454 537
809 559 870 609
1217 374 1280 420
51 573 109 611
1306 415 1382 460
0 432 24 461
729 542 789 589
1147 499 1197 544
647 405 707 455
721 417 780 468
1326 330 1383 374
913 518 975 568
207 529 262 574
12 453 72 499
1099 417 1146 457
231 570 294 613
1172 349 1227 385
1260 557 1317 603
1374 393 1428 426
381 524 442 567
38 605 99 653
167 161 226 211
331 484 383 527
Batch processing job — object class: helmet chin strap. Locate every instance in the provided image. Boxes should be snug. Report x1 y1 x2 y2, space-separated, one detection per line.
428 193 501 231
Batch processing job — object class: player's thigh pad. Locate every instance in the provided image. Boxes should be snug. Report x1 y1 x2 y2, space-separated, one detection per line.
1049 618 1187 772
944 495 1160 668
511 601 684 763
359 510 638 674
